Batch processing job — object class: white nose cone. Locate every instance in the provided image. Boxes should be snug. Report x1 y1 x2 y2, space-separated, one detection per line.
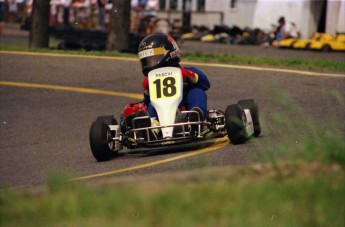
148 67 183 138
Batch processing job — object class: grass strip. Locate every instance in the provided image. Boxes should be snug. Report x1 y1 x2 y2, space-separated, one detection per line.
1 44 344 72
258 88 345 167
182 52 345 72
0 163 344 227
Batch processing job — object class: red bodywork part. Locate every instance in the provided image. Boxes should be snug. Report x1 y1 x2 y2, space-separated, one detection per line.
123 102 148 119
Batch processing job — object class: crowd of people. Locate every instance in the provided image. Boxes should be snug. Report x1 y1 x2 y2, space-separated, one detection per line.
0 0 28 33
0 1 299 49
48 0 114 30
0 0 160 34
181 15 301 48
0 0 115 30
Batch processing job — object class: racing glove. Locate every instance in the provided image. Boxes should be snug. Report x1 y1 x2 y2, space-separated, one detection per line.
180 67 199 84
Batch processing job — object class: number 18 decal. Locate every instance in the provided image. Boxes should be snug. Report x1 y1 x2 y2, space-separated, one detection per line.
150 75 179 100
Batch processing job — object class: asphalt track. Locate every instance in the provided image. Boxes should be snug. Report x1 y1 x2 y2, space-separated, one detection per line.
0 51 344 188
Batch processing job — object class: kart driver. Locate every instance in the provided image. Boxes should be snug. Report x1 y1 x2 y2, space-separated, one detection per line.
124 33 210 131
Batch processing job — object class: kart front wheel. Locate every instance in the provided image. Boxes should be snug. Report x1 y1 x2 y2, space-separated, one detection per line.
89 115 118 162
225 104 247 144
238 99 261 137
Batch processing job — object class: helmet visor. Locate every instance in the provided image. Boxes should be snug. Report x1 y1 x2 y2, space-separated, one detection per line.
138 47 166 67
141 54 164 68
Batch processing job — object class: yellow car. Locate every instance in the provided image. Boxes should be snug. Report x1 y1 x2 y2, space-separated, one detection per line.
272 38 297 48
292 33 334 49
201 34 217 42
309 34 345 51
181 32 197 40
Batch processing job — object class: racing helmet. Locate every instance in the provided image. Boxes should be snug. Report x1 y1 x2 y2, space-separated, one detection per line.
138 33 181 76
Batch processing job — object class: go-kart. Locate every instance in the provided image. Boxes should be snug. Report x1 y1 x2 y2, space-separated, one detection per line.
89 67 261 161
309 34 345 52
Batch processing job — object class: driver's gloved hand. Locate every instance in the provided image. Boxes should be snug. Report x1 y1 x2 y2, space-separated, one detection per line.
180 67 199 84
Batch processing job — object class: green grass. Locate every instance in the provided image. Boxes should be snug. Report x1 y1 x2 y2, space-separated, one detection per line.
182 52 345 72
1 164 344 227
257 89 345 167
1 44 345 72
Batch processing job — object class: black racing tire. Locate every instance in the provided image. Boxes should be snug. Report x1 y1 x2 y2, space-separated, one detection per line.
225 104 247 144
238 99 261 137
89 115 118 162
304 43 311 50
96 115 117 126
289 41 297 48
321 44 331 52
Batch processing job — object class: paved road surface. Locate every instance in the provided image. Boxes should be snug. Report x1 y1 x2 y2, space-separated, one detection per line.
1 52 344 188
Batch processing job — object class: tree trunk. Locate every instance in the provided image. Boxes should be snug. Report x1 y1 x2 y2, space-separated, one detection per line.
29 0 50 48
106 0 131 51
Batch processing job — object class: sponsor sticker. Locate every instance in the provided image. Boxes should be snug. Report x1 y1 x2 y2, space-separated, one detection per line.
170 49 180 58
138 47 166 59
138 49 154 59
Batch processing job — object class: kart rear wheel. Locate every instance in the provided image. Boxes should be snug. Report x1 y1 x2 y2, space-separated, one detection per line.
238 99 261 137
89 115 118 162
225 104 247 144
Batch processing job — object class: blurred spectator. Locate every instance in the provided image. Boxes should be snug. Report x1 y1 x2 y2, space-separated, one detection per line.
0 0 4 34
133 0 158 35
103 0 112 31
50 0 60 26
143 15 157 34
145 0 157 17
8 0 18 22
90 0 98 28
274 16 299 43
26 0 33 15
19 0 32 30
97 0 107 30
144 0 158 34
15 0 26 23
72 0 91 29
131 0 146 34
61 0 72 27
289 22 301 39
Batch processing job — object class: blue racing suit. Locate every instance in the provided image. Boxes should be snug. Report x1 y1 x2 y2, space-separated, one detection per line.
142 66 210 119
